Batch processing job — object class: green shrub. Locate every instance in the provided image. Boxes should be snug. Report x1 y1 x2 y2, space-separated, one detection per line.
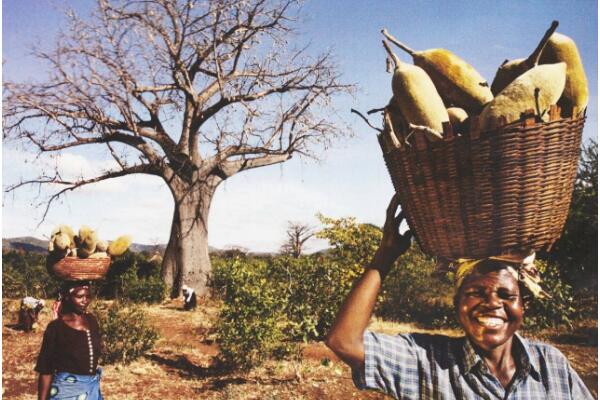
94 302 159 364
125 276 167 303
2 251 61 298
523 260 576 330
378 245 457 328
268 255 361 341
98 252 166 303
213 258 290 368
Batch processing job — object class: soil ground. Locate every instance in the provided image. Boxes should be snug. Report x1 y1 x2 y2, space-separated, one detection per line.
2 299 597 399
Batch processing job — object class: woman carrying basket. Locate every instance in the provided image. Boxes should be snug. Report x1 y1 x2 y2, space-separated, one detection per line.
326 195 593 400
35 281 103 400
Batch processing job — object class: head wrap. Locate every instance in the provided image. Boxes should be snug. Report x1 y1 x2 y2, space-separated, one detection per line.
52 281 91 319
449 252 550 299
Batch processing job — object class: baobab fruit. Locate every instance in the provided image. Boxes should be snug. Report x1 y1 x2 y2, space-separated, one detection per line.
50 225 76 248
107 235 132 257
447 107 469 133
382 29 493 114
383 40 448 135
48 232 71 259
386 97 407 144
490 21 559 95
539 32 589 117
96 240 108 252
479 63 566 131
76 226 98 258
88 252 109 259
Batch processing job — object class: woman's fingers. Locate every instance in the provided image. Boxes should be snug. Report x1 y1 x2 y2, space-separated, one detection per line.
394 210 406 226
386 193 401 222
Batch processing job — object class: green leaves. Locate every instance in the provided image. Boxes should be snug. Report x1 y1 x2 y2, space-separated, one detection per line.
94 302 159 364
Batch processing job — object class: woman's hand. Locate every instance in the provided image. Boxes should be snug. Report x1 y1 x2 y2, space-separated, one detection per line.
369 194 413 277
325 193 412 369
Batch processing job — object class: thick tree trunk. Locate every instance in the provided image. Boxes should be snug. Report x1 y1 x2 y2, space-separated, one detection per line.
161 178 218 298
161 208 180 295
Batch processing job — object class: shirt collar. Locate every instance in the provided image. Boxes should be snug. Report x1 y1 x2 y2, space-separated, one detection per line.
460 333 541 380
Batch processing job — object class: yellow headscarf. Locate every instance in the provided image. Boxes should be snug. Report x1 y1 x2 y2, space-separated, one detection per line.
453 252 550 299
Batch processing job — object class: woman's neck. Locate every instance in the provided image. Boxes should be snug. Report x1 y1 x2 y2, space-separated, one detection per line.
475 337 517 388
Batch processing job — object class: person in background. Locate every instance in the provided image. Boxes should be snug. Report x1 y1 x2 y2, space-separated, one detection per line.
18 296 45 332
326 195 593 399
182 285 197 311
35 282 103 400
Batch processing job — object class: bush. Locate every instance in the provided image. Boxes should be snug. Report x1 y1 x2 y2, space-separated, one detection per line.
378 245 457 328
543 139 597 290
125 276 167 303
94 301 159 364
213 258 290 368
98 252 166 303
522 260 577 330
268 256 337 341
2 251 61 298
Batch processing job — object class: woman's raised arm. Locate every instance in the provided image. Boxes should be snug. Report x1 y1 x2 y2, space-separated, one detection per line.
325 194 412 370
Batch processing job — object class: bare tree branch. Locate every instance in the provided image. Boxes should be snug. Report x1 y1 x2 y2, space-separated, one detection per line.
3 0 353 222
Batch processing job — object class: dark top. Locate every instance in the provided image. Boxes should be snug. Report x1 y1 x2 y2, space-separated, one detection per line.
184 291 197 311
35 314 102 375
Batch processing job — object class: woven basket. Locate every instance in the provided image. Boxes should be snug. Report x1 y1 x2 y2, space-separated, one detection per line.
48 257 111 281
379 106 585 259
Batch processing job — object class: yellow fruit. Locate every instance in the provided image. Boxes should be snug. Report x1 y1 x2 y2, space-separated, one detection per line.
479 63 566 130
53 233 70 251
382 29 493 114
539 32 589 117
107 235 132 257
490 21 559 95
76 226 98 258
88 252 109 259
447 107 469 134
383 40 448 135
96 240 108 252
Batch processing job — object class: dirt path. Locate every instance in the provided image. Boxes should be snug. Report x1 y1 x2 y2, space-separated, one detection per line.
2 299 597 399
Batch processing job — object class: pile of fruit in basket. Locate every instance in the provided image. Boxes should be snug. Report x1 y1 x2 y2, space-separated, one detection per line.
48 225 132 261
378 20 588 149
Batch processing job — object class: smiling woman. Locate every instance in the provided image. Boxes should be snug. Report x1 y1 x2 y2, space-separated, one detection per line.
325 194 594 400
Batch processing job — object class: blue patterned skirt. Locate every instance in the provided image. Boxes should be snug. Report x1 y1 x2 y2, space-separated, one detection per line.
49 369 103 400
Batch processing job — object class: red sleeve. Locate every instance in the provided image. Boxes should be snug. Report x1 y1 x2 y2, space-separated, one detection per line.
34 321 58 374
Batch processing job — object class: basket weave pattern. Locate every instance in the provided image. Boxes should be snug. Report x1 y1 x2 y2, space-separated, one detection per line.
49 257 111 281
380 113 585 259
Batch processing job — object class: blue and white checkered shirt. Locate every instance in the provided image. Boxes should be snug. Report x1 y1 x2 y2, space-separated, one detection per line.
353 331 593 399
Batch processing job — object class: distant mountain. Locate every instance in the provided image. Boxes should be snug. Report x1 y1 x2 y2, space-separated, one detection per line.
2 237 47 253
1 236 325 257
2 237 220 256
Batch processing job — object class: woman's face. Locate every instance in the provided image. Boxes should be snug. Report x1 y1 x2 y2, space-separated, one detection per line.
67 287 91 314
456 268 523 352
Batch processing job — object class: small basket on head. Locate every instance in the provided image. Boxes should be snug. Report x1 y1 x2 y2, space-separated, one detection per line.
48 257 111 281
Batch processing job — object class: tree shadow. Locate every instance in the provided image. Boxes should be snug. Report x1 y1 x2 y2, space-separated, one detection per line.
146 353 231 379
4 323 32 332
549 326 598 347
147 353 298 393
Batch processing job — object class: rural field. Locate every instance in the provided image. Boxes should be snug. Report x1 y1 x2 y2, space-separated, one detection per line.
3 298 597 399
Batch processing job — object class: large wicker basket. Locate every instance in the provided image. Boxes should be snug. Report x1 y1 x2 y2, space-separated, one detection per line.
379 106 585 259
48 256 111 281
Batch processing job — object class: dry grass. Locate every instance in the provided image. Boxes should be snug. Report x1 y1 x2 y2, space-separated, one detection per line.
2 299 596 399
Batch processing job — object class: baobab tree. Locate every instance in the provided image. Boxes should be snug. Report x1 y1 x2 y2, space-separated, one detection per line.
3 0 352 296
280 222 315 258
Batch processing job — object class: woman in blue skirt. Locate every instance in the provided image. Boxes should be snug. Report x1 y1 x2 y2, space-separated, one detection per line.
36 282 103 400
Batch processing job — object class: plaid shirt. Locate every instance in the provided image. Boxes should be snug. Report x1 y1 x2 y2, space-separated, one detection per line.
353 331 594 399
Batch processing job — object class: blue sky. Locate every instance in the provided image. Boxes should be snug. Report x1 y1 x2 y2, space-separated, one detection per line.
3 0 598 252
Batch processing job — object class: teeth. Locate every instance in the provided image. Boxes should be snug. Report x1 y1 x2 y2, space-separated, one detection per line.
477 317 504 327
